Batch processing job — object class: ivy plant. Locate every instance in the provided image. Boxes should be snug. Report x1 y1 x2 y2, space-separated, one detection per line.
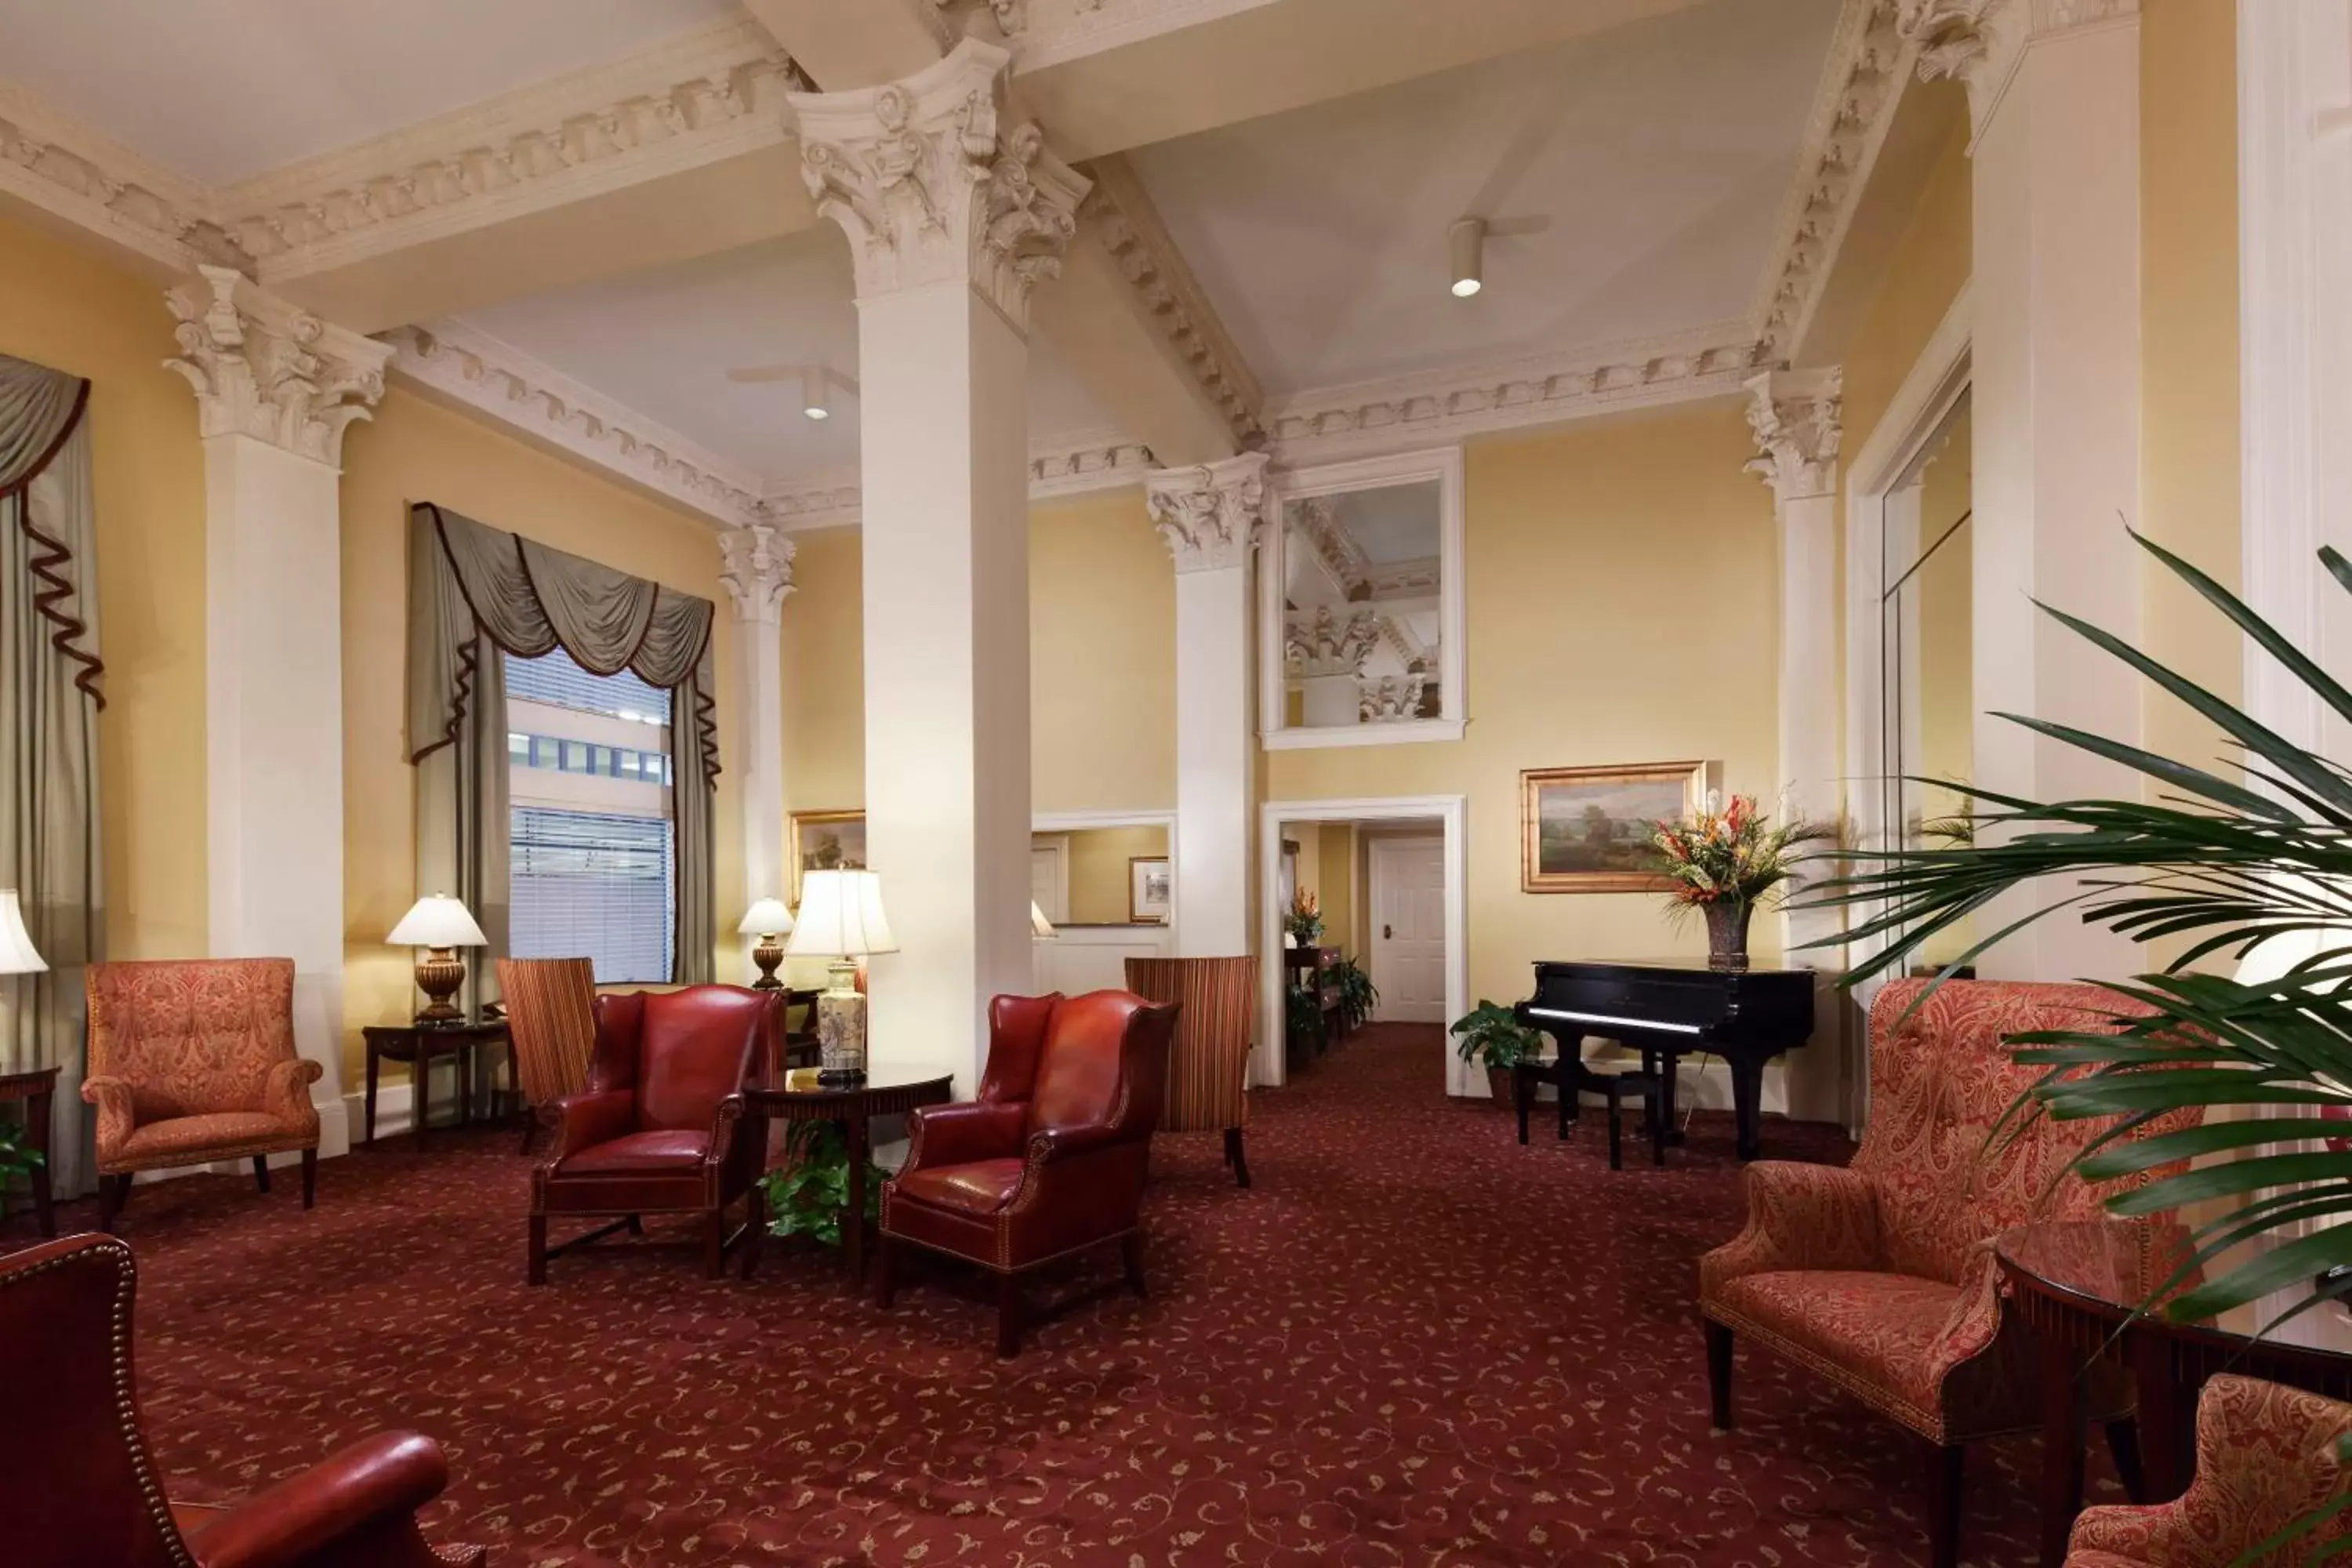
760 1119 887 1248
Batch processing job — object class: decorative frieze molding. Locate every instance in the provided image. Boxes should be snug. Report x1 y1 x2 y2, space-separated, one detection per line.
1896 0 2138 135
1265 326 1761 465
0 80 249 273
219 21 804 279
933 0 1028 38
1287 495 1371 596
1359 675 1424 724
1083 154 1267 449
1744 367 1845 505
719 523 798 624
164 267 392 467
789 38 1087 327
383 320 768 528
1029 433 1156 498
1752 1 1913 361
1287 605 1382 679
1145 450 1268 572
761 479 866 532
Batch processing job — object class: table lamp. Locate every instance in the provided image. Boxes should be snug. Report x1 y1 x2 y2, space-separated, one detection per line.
738 897 796 989
387 893 488 1024
786 869 896 1086
1031 902 1056 938
0 891 45 980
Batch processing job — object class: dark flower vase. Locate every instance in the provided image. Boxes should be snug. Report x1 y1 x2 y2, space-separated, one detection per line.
1704 902 1753 973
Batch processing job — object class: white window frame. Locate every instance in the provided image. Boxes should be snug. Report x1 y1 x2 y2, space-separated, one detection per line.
1258 445 1468 750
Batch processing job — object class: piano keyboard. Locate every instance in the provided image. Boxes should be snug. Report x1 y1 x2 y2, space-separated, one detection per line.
1524 1005 1703 1036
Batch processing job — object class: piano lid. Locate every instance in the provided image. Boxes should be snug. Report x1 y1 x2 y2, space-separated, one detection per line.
1533 957 1817 979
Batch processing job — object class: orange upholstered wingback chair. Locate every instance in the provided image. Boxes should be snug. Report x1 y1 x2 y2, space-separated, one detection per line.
2065 1374 2352 1567
879 990 1177 1356
2 1233 485 1568
1699 978 2200 1568
1125 956 1257 1187
83 958 321 1229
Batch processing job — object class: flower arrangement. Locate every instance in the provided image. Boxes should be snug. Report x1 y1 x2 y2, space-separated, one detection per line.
1284 887 1324 949
1652 793 1828 970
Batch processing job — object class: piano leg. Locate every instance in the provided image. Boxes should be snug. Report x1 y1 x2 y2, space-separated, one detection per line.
1514 1062 1533 1146
1646 1049 1689 1146
1730 1053 1766 1162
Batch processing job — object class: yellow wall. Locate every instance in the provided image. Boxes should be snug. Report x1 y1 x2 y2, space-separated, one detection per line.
1050 824 1169 924
0 211 209 963
1266 405 1780 1011
339 388 745 1078
1317 822 1356 954
780 525 866 815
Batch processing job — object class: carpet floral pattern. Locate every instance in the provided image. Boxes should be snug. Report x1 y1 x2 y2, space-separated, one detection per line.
8 1023 2104 1566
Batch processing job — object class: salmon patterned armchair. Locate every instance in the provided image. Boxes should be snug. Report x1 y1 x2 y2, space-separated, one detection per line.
1700 978 2198 1568
2067 1375 2352 1566
84 959 321 1229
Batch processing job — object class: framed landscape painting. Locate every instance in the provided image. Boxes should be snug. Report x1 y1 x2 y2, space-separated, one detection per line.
789 810 866 906
1130 856 1173 923
1519 761 1705 893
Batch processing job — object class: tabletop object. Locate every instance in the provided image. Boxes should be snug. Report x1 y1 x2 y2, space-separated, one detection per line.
741 1069 953 1283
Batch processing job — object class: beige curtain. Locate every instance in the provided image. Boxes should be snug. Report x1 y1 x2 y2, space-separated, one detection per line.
1 353 103 1197
408 503 718 984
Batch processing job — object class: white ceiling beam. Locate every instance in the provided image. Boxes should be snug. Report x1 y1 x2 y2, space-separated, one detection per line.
741 0 951 86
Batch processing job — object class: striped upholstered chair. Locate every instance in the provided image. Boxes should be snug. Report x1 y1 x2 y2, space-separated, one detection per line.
497 957 597 1153
1125 956 1258 1187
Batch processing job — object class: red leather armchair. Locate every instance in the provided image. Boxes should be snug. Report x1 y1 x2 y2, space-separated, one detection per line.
528 984 782 1284
878 989 1177 1356
3 1232 482 1568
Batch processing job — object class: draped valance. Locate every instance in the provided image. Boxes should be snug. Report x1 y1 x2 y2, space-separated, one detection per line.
1 355 102 706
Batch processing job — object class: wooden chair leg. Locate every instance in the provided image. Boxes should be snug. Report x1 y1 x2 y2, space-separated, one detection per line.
252 1155 271 1192
702 1210 727 1279
98 1173 125 1234
995 1270 1025 1358
626 1214 644 1235
1926 1441 1965 1568
300 1148 317 1209
1224 1127 1252 1189
1123 1232 1148 1298
874 1230 898 1308
2103 1417 2147 1504
1704 1319 1733 1432
741 1186 767 1281
528 1214 548 1286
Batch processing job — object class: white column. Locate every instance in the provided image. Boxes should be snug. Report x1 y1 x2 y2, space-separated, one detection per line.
790 41 1087 1094
1145 454 1267 959
720 521 796 977
1900 0 2145 982
1746 367 1844 1123
165 264 391 1159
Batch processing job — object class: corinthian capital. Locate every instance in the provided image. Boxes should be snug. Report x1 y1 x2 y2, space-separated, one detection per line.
1897 0 2135 131
789 38 1088 329
719 522 797 625
1144 452 1268 573
163 266 390 467
1744 367 1843 505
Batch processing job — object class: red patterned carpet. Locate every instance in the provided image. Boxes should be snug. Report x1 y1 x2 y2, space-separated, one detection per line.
12 1022 2100 1566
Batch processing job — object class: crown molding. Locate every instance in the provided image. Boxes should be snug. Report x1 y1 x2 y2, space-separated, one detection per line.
1015 0 1272 73
0 77 249 273
1262 324 1762 464
383 318 768 530
759 430 1160 532
1748 0 1916 364
219 20 804 282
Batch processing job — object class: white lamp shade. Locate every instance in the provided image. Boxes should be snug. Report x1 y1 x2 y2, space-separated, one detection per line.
387 894 488 949
1031 902 1056 938
0 890 47 975
786 869 898 958
739 897 796 937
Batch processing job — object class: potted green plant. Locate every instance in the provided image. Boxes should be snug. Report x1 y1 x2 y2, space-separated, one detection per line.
0 1120 39 1184
1450 1000 1541 1105
1330 956 1379 1030
1652 793 1830 971
761 1120 887 1247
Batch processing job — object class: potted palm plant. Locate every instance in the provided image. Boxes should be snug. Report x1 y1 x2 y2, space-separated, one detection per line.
1450 1000 1541 1105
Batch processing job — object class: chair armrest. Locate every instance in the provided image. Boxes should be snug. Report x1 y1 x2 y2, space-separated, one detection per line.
261 1058 325 1124
1027 1122 1138 1164
182 1431 453 1568
705 1093 748 1166
903 1102 1026 1172
1698 1161 1882 1298
80 1075 137 1152
539 1088 635 1165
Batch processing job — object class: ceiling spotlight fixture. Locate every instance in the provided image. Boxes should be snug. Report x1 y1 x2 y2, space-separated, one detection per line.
1449 216 1486 299
801 365 831 421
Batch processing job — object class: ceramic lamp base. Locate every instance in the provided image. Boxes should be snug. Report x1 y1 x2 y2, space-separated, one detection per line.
414 947 466 1023
816 960 866 1086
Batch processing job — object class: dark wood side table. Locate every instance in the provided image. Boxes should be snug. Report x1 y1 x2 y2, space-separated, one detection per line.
1998 1218 2352 1567
361 1020 513 1152
741 1070 954 1283
0 1065 58 1237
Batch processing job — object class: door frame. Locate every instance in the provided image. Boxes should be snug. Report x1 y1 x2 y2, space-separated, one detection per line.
1258 795 1467 1091
1028 834 1071 926
1366 833 1446 1023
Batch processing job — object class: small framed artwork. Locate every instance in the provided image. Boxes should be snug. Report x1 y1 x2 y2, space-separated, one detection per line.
1129 856 1173 923
1520 761 1705 893
789 810 866 906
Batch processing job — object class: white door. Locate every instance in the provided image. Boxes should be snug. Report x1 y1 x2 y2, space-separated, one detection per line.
1370 837 1446 1022
1029 843 1067 925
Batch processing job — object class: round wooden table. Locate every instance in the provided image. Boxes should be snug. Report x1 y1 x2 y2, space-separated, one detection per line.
741 1071 954 1282
0 1065 58 1237
1998 1218 2352 1567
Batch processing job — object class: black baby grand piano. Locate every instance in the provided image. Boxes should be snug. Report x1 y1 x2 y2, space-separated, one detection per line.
1514 960 1814 1162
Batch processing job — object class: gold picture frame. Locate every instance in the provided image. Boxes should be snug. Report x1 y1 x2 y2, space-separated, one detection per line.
789 810 866 906
1519 761 1706 893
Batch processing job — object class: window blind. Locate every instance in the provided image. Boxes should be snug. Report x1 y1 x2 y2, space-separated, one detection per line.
509 806 675 983
506 644 672 726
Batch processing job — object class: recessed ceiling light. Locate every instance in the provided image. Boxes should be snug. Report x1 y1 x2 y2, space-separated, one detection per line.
1450 216 1486 299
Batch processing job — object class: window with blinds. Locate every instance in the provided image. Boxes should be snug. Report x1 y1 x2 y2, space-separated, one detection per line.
505 648 675 983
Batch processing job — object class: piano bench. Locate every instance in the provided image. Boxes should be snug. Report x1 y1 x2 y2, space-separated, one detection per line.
1599 1070 1665 1171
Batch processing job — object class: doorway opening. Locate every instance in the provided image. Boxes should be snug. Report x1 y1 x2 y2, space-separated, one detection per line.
1257 795 1467 1091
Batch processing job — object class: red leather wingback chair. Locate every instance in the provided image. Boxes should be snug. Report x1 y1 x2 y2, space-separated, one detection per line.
878 989 1177 1356
528 984 782 1284
3 1233 483 1568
